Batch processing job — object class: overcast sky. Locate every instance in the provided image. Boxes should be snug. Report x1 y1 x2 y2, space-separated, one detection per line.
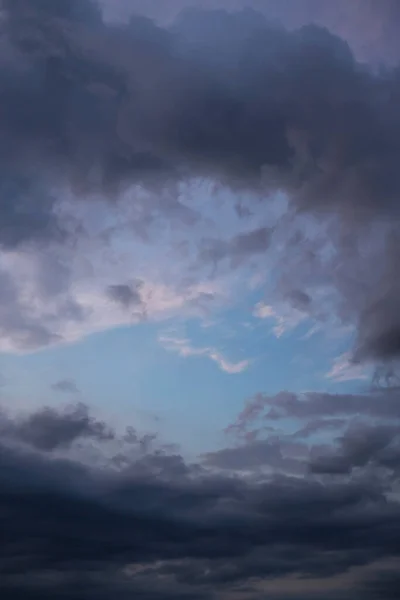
1 1 400 599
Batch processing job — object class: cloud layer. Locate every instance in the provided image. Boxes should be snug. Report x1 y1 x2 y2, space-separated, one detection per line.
1 2 400 599
1 395 400 599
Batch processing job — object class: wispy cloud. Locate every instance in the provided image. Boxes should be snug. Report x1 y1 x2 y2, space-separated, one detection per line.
325 352 370 383
159 335 250 374
253 302 306 338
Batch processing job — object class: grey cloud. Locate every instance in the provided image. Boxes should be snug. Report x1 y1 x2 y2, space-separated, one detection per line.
361 568 400 600
226 387 400 483
292 417 347 439
0 403 114 451
287 288 312 311
103 0 400 65
1 572 208 600
0 172 63 249
0 1 399 361
310 423 400 475
201 227 271 268
0 426 398 599
52 379 80 394
228 389 400 437
0 268 62 351
106 281 143 308
1 399 400 598
0 1 397 210
203 438 306 475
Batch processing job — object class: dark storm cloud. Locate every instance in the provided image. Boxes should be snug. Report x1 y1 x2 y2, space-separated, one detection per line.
310 422 400 475
361 568 400 600
0 0 398 211
0 172 63 248
104 0 400 67
0 436 396 598
0 403 114 451
1 400 400 598
0 0 400 359
1 574 208 600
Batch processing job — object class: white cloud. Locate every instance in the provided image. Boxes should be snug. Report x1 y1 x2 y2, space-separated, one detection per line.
159 335 250 374
325 352 370 383
253 302 306 338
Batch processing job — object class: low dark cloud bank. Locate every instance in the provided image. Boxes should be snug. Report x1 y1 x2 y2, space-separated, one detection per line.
1 397 400 600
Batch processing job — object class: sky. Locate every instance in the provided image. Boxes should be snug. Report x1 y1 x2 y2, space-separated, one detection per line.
1 1 400 599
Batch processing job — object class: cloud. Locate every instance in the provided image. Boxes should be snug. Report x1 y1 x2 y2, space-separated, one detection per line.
1 398 400 599
292 417 347 440
226 388 400 439
101 0 400 65
0 172 63 249
3 4 400 598
106 281 144 308
51 379 80 394
159 335 250 373
310 421 400 475
0 239 226 352
0 403 114 451
253 301 307 337
202 438 306 475
0 1 398 362
360 566 400 600
200 226 272 269
0 3 392 211
326 352 370 383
